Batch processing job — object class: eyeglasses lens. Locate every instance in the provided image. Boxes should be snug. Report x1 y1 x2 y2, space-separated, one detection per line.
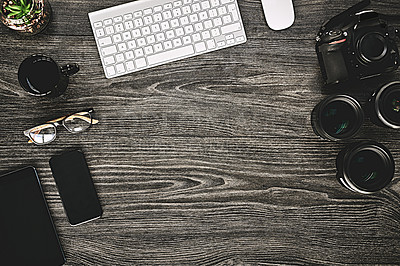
29 124 56 144
64 111 92 133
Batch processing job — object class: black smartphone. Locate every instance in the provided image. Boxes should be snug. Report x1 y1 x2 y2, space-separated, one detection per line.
49 150 102 226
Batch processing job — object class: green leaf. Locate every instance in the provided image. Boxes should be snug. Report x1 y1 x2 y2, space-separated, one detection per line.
7 5 22 11
20 0 26 8
7 10 21 17
26 2 31 10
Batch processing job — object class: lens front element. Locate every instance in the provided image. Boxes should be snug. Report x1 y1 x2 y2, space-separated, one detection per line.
29 124 56 144
63 111 92 133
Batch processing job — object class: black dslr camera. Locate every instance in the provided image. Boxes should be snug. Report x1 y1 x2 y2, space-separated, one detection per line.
316 0 399 86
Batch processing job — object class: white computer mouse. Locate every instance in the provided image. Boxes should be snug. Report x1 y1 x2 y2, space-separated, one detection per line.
261 0 295 31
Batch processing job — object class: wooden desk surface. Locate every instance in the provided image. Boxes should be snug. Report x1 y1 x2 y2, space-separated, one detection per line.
1 0 400 264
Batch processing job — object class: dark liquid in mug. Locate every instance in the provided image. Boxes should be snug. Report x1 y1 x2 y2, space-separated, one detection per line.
19 57 60 95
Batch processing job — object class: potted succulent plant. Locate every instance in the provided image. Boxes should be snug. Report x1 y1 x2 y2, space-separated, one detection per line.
0 0 51 35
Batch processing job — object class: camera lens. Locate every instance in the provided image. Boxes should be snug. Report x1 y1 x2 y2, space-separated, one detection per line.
311 95 364 141
336 141 394 194
358 33 388 63
369 81 400 129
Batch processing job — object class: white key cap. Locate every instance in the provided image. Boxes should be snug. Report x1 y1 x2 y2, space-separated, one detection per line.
210 0 219 7
106 66 116 76
133 11 142 17
192 3 201 12
217 40 225 46
116 53 124 62
192 33 201 42
98 36 112 46
161 21 170 30
113 34 122 43
221 0 232 3
126 60 135 71
104 56 115 65
135 58 147 68
204 20 213 29
199 11 208 20
154 5 162 12
115 23 124 32
164 3 173 9
209 9 218 17
201 1 210 9
166 30 175 39
226 34 234 39
137 38 146 47
154 14 163 22
227 39 235 45
134 48 144 57
172 8 182 17
96 28 105 37
183 36 191 44
173 38 183 47
162 10 172 20
190 14 199 23
236 36 245 42
147 45 194 65
206 39 216 49
105 26 114 35
102 45 117 56
128 40 136 49
220 22 241 34
213 17 222 26
116 63 125 73
223 15 232 24
104 19 112 25
144 8 152 15
144 16 153 25
194 23 203 31
211 28 220 37
94 21 103 28
194 42 206 52
180 16 189 25
134 18 143 27
163 40 173 49
124 13 133 20
182 6 191 14
125 51 135 60
184 25 194 34
114 16 123 23
123 31 132 41
118 43 127 52
176 27 185 36
144 46 154 54
201 30 210 39
173 0 182 6
147 35 156 44
125 21 134 30
132 29 141 38
217 6 227 15
142 26 151 35
170 18 179 27
154 43 163 52
151 24 161 33
156 32 166 41
230 9 239 21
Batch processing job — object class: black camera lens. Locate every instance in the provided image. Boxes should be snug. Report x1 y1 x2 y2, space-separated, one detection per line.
336 141 394 194
311 95 364 141
358 32 388 63
368 81 400 129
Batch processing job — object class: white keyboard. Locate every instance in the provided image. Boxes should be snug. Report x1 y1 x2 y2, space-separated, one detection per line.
89 0 247 78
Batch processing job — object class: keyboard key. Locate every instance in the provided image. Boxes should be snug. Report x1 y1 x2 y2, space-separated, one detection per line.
199 11 208 20
170 19 179 27
164 3 173 9
166 30 175 39
209 8 218 17
98 36 112 46
116 63 125 73
132 29 141 38
133 11 143 17
126 60 135 71
113 34 122 43
125 51 135 59
194 42 206 52
220 22 241 34
176 27 184 36
114 16 123 23
227 39 235 45
103 56 115 65
144 46 154 54
147 35 156 44
217 6 227 15
221 0 232 3
173 38 183 47
116 53 125 62
201 1 210 9
124 21 134 30
226 33 233 39
201 30 210 39
213 17 222 26
135 58 147 68
180 16 189 25
123 31 132 41
106 66 116 76
95 28 105 37
118 43 127 51
184 25 194 34
154 13 163 22
161 21 170 30
182 6 191 14
134 18 143 27
104 19 112 25
217 40 225 46
94 21 103 28
223 15 232 24
192 3 200 12
189 14 199 22
115 23 124 32
124 13 133 20
211 28 220 37
210 0 219 7
154 43 163 52
194 23 203 31
134 48 144 57
144 8 152 15
137 38 146 47
147 45 194 65
144 16 153 25
183 36 191 44
127 40 136 49
206 39 216 49
142 26 151 35
164 40 173 49
204 20 213 29
192 33 201 42
154 5 162 12
172 8 182 17
102 45 117 56
236 35 245 42
173 1 182 7
156 32 166 41
151 24 161 32
162 10 172 19
105 26 114 35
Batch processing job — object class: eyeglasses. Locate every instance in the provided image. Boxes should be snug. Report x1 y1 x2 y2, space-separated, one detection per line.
24 108 99 145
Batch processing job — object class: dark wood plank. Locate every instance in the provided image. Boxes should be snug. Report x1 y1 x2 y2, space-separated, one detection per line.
1 0 400 264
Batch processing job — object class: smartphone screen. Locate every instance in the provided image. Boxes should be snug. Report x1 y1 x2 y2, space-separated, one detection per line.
0 167 65 265
49 150 102 226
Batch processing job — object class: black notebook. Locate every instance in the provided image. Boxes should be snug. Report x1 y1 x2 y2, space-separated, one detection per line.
0 167 65 266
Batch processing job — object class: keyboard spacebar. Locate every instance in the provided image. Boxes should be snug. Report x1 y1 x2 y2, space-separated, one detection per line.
147 45 195 65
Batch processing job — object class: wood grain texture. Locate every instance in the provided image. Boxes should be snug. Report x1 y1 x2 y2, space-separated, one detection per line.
1 0 400 264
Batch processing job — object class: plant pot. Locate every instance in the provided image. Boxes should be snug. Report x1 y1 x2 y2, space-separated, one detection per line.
0 0 51 35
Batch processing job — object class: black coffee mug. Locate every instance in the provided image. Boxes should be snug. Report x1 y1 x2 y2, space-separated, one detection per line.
18 55 79 97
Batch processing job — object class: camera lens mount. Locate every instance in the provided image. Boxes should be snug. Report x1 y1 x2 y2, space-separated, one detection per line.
357 32 388 63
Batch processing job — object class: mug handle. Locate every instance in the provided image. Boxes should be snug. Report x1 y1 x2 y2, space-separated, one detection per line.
61 63 80 77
